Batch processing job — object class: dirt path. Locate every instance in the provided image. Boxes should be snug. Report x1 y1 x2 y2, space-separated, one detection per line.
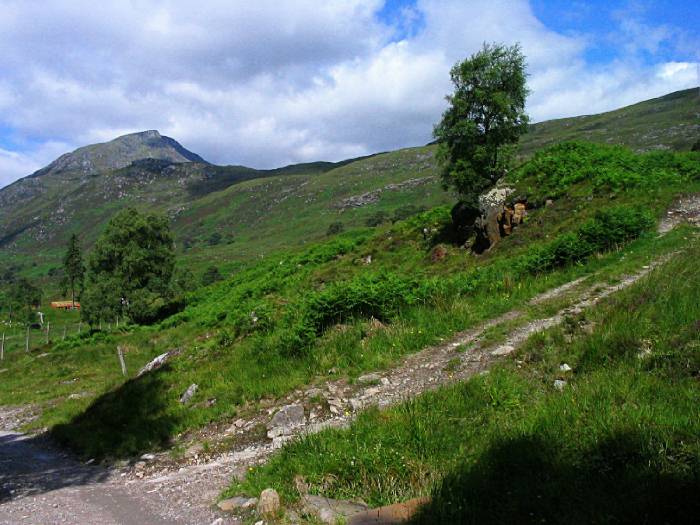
1 196 697 524
108 251 677 523
0 431 181 525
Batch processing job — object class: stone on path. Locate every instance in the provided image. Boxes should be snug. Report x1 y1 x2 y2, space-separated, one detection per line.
358 373 381 385
267 404 305 438
257 488 280 517
559 363 572 372
348 497 430 524
217 496 258 512
302 494 369 524
491 344 515 356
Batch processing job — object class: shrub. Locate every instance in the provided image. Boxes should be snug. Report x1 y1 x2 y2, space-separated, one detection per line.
201 266 223 286
513 142 699 200
392 205 427 223
327 222 345 236
366 211 389 227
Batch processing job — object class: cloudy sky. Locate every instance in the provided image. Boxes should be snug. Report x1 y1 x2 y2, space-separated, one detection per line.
0 0 698 189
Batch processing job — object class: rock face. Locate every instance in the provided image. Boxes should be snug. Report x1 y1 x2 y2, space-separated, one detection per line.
472 185 527 252
450 185 527 253
217 496 258 512
137 348 182 377
179 383 198 404
34 130 206 178
257 488 280 517
267 404 305 438
302 495 369 524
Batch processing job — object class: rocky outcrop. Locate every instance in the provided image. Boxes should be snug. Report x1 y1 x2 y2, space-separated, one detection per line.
458 185 528 253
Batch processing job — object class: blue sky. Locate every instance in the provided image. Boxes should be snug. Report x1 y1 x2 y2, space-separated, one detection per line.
0 0 697 189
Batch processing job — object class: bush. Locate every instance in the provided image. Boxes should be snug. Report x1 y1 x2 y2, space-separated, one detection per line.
208 232 222 246
519 206 653 274
514 142 700 200
326 222 345 236
366 211 389 227
201 266 223 286
392 205 427 223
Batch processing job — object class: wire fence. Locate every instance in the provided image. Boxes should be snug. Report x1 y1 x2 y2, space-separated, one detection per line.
0 317 123 361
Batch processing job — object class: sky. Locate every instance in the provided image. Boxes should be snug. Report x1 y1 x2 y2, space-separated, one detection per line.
0 0 698 189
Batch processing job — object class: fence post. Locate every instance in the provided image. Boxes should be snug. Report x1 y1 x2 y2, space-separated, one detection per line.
62 325 67 341
78 321 82 334
1 332 4 360
117 346 128 377
46 321 50 344
25 326 29 353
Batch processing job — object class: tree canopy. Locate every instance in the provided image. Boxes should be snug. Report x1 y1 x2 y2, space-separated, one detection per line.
82 208 176 325
434 43 529 206
8 278 41 324
61 233 84 308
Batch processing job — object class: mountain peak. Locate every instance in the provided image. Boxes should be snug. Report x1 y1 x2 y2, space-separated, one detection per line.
32 130 206 178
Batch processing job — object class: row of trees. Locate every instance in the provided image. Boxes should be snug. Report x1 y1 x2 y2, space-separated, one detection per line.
2 208 227 329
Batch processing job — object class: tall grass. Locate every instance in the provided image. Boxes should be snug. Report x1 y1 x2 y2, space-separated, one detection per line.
231 238 700 524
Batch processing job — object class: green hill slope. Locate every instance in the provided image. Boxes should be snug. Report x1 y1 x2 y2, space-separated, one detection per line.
0 88 697 282
0 140 697 462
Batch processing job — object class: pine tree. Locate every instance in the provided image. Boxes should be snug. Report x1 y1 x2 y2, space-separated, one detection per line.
62 233 85 308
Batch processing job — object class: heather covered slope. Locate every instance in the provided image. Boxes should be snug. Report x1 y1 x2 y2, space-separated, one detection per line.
0 88 697 281
0 141 696 460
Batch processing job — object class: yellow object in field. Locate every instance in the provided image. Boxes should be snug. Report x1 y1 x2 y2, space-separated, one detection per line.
50 301 80 310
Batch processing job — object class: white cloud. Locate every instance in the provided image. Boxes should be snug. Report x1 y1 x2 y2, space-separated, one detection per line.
0 148 39 188
0 0 697 189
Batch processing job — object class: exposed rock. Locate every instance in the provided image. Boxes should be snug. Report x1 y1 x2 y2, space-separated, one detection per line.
545 198 554 207
140 453 156 461
348 497 430 525
267 404 305 438
478 185 515 215
302 495 368 524
138 348 181 377
513 202 527 225
430 244 448 262
217 496 258 512
337 177 436 209
357 373 381 385
257 488 280 517
179 383 198 404
474 193 527 253
559 363 572 372
491 344 515 356
553 379 567 391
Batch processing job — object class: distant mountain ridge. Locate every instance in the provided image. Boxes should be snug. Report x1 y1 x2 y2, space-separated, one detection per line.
29 130 206 180
0 87 697 275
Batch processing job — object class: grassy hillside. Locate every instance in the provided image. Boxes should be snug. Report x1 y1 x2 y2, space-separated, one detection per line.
233 234 700 524
519 87 699 156
0 142 696 464
0 88 697 291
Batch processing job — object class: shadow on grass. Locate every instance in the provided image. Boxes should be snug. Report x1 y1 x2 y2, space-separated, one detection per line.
411 432 700 524
50 366 181 461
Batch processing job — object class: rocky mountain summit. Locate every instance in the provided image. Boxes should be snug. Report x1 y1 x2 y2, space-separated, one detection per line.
30 130 206 180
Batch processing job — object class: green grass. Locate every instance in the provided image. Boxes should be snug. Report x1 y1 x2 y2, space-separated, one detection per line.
2 88 697 294
0 142 697 464
229 234 700 524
